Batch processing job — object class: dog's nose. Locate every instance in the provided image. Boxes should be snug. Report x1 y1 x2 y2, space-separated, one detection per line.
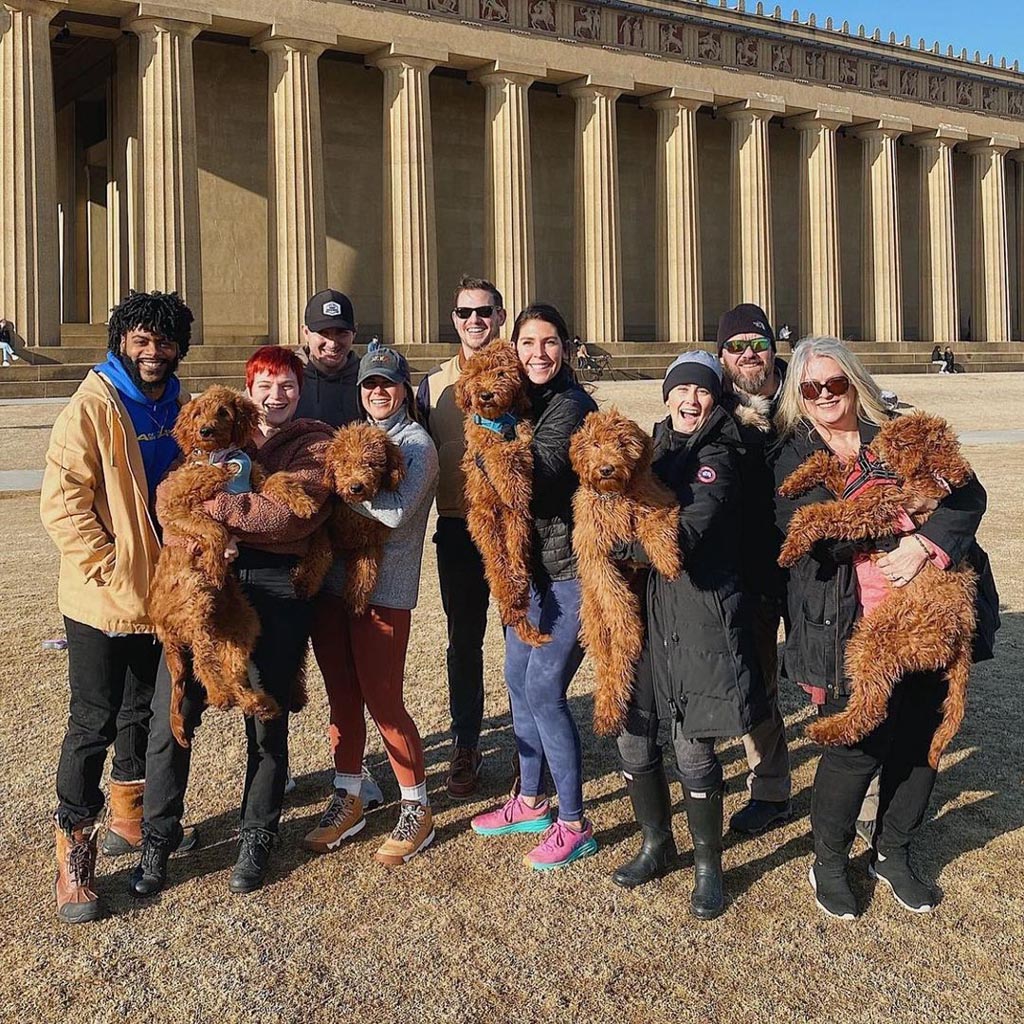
348 483 364 495
598 464 614 478
478 391 494 403
199 426 215 438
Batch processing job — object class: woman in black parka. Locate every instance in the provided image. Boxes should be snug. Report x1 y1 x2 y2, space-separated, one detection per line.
774 336 996 921
613 351 769 919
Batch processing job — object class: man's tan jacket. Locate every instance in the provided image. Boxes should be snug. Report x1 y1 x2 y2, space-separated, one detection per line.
40 371 187 634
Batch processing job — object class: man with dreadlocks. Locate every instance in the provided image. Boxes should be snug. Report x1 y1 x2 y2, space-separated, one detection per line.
41 290 195 923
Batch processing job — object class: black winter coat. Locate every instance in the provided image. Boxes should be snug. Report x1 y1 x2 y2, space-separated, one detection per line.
639 407 769 739
773 418 996 700
526 369 597 583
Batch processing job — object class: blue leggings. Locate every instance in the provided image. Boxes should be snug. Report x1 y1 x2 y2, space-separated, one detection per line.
504 578 586 822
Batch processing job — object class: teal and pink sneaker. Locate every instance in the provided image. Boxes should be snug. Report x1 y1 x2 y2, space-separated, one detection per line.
471 796 553 836
523 819 598 871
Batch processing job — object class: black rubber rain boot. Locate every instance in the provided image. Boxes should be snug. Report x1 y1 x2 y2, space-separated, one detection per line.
682 783 725 920
612 762 677 889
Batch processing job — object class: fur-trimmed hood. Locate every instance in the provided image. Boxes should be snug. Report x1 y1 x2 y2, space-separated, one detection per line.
720 388 772 434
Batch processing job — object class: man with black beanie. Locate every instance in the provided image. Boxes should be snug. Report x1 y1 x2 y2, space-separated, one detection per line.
716 303 793 837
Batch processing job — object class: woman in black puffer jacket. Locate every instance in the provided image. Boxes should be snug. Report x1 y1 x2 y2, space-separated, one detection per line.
612 351 769 920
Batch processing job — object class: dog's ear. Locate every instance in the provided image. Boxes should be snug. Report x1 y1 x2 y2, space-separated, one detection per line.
172 398 200 450
454 372 470 414
383 436 406 490
231 392 261 447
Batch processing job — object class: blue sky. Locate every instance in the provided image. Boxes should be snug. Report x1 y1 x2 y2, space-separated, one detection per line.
774 2 1024 66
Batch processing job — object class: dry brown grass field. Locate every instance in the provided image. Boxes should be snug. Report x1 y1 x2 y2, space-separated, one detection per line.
1 373 1022 1024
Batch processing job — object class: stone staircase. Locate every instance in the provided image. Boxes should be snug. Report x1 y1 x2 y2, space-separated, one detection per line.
3 325 1023 400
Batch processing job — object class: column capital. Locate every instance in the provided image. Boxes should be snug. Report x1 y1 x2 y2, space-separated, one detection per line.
963 133 1020 156
784 104 853 131
851 115 914 141
469 60 546 85
251 24 337 52
720 94 786 120
641 87 714 112
907 124 969 148
122 5 211 32
4 0 66 17
559 72 633 99
367 41 448 71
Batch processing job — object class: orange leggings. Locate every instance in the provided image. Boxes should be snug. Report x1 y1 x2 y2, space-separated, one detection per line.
311 595 425 788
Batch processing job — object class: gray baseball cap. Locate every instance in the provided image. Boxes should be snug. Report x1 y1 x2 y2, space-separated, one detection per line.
357 341 410 387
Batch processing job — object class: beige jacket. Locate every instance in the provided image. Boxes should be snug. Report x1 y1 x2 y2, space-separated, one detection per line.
40 371 187 634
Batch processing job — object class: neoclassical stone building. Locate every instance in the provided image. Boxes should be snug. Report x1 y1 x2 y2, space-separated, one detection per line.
4 0 1024 349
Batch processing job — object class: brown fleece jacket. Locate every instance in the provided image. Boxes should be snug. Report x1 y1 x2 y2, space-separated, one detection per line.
159 417 334 556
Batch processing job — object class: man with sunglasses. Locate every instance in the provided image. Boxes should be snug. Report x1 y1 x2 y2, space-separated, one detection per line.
716 304 794 837
415 275 507 798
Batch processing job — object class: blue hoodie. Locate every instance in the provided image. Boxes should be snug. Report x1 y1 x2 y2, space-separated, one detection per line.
95 352 182 509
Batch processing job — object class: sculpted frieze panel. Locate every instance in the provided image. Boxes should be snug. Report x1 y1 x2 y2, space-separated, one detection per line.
660 22 683 55
479 0 508 22
528 0 554 30
574 5 601 41
928 74 947 103
956 79 974 107
1009 92 1024 116
736 37 759 68
804 49 825 79
837 56 858 86
869 64 890 91
899 68 918 97
697 30 722 62
617 15 643 49
428 0 458 10
982 86 999 111
771 42 792 74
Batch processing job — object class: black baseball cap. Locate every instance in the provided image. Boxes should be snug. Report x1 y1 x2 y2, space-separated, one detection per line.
304 289 355 333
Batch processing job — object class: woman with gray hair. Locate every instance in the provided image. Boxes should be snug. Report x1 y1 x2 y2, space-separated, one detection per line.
773 337 993 920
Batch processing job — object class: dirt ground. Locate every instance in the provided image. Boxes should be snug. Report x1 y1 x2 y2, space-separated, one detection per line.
1 375 1022 1024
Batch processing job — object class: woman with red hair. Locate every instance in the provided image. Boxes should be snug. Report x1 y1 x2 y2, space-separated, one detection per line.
130 347 334 898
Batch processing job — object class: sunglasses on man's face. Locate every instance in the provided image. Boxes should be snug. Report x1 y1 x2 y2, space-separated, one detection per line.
453 305 496 320
799 375 851 400
721 336 772 355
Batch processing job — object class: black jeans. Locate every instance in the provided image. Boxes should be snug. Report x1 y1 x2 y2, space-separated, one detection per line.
434 516 490 749
55 618 162 829
143 558 312 842
810 671 947 865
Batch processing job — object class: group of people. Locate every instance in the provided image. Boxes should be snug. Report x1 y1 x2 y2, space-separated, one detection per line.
42 276 995 926
930 345 961 374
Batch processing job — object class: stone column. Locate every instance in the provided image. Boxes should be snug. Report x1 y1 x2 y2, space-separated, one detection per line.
124 8 209 340
0 0 64 346
471 62 544 323
642 88 711 344
855 116 911 343
785 106 851 338
107 34 139 312
369 45 444 345
256 27 334 346
965 135 1015 342
910 126 966 344
561 75 630 345
1014 153 1024 339
722 96 785 320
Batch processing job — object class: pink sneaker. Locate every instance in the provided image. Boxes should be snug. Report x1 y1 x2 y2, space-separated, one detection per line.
524 819 598 871
471 796 553 836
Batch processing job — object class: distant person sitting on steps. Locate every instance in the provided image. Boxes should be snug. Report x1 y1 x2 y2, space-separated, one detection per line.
930 345 943 365
0 318 20 366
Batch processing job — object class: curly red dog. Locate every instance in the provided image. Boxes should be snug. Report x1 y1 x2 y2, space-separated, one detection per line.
778 411 977 768
570 409 681 735
149 386 317 747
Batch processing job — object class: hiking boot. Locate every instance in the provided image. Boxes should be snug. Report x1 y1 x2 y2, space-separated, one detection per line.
446 746 482 800
870 851 935 913
102 779 198 856
683 785 725 920
302 791 365 853
808 861 858 920
128 832 176 898
728 798 793 837
55 820 101 924
612 763 677 889
361 763 384 811
375 802 435 865
524 819 598 871
471 795 552 836
229 828 274 894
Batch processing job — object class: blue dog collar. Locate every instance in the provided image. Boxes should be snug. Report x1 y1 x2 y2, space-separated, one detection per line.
209 448 253 494
472 412 518 436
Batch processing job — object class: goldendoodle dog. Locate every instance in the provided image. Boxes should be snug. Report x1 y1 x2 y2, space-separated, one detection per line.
570 409 681 735
292 421 405 614
150 386 317 747
455 343 550 647
778 411 978 767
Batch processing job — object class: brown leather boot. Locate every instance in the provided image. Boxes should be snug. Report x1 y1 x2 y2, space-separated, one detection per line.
102 780 144 856
55 821 102 924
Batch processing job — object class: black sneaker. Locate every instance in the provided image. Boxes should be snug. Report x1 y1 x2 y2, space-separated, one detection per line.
229 828 274 894
870 851 935 913
728 799 793 836
129 833 175 898
808 862 857 920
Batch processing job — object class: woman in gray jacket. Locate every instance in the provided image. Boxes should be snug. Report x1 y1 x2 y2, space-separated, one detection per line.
303 343 439 866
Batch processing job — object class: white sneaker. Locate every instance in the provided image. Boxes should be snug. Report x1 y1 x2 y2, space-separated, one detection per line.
361 763 384 810
284 774 297 795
